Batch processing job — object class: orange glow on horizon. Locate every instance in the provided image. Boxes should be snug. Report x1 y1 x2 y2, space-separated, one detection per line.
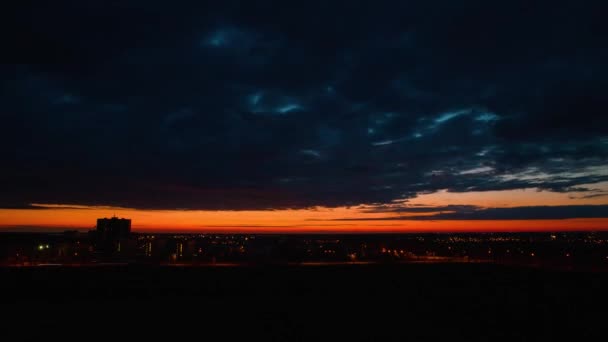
1 207 607 233
1 185 607 233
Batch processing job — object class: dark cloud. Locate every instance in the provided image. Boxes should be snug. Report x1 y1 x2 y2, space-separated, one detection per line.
361 205 481 214
1 1 607 210
333 205 608 221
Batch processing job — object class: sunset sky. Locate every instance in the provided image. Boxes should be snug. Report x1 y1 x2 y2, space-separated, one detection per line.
2 1 607 232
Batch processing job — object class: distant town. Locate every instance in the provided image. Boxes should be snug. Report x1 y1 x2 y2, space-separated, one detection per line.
1 216 608 271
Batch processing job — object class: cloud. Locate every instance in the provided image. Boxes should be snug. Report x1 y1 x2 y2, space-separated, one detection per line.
333 205 608 221
1 1 607 210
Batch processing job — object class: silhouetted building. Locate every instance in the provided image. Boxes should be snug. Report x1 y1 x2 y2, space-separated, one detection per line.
97 217 131 240
93 216 132 257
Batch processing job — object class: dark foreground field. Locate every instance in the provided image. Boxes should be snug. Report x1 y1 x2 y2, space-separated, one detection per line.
2 264 606 341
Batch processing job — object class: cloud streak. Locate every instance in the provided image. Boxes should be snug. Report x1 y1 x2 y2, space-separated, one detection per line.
330 205 608 221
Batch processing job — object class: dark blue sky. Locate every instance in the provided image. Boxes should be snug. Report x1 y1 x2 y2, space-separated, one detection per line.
2 1 608 217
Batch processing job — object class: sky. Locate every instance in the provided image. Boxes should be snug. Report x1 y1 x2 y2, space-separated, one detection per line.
1 1 608 232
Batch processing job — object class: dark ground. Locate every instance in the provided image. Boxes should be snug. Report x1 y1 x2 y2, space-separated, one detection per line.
1 264 606 341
